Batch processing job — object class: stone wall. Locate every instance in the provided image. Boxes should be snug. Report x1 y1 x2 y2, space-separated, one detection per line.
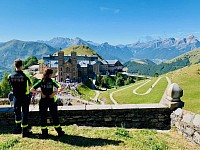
171 108 200 145
0 104 170 130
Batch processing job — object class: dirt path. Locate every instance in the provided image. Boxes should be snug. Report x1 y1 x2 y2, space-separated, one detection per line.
133 77 162 95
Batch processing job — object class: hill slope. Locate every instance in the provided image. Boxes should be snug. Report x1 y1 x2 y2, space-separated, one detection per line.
167 64 200 114
53 45 103 60
0 40 58 73
167 47 200 64
124 47 200 76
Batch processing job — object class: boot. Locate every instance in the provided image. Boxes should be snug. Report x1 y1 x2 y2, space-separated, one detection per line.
22 127 32 138
55 127 65 137
13 124 21 134
41 129 48 139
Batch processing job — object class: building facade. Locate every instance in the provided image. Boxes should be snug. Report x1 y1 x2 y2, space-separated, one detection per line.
39 51 123 82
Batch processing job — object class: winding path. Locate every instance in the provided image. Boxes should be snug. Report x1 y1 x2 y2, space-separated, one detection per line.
110 76 171 105
110 81 145 105
133 77 162 95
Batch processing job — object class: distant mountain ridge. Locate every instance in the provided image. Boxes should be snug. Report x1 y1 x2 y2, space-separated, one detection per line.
38 35 200 63
0 39 58 72
0 35 200 78
124 46 200 76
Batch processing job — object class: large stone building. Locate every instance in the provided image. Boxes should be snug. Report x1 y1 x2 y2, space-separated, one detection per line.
40 50 123 82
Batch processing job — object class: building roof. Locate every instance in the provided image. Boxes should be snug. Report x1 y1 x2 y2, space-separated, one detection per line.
106 60 118 65
28 65 39 69
79 61 89 67
50 61 58 68
101 60 108 65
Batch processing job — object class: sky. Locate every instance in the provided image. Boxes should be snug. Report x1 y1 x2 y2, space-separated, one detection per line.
0 0 200 45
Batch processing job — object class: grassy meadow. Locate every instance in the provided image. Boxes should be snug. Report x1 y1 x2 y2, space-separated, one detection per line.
167 63 200 114
76 84 96 101
98 81 144 104
113 77 168 104
0 125 199 150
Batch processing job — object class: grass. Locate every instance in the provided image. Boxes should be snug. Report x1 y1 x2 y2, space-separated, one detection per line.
0 125 199 150
98 82 144 104
113 77 168 104
167 64 200 114
135 78 157 94
77 84 96 101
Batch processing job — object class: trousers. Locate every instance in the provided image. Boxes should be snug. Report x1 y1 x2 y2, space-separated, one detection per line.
13 95 30 126
39 98 60 128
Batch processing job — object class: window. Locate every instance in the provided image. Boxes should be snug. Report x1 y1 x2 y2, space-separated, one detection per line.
66 67 70 73
60 67 62 71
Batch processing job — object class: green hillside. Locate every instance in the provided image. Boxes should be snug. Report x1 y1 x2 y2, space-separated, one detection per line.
0 40 58 76
53 45 103 60
167 63 200 114
167 47 200 64
124 47 200 76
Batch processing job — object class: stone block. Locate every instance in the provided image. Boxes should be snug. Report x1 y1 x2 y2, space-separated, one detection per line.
193 132 200 145
184 126 194 136
104 117 112 122
175 122 181 129
193 114 200 127
182 112 195 124
173 108 183 117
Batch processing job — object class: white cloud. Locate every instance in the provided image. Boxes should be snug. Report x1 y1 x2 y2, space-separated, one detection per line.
99 7 120 14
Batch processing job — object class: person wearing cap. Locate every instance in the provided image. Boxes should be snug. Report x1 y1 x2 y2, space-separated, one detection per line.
8 59 32 137
30 68 64 138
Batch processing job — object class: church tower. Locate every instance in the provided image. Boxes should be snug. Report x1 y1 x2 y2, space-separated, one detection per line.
58 51 64 82
71 51 78 81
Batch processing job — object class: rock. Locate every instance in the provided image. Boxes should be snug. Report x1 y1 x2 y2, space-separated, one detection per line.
184 126 194 136
193 132 200 145
182 112 195 124
174 108 183 117
193 114 200 127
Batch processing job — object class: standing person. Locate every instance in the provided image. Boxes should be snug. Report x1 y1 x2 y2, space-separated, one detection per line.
8 59 32 137
30 68 64 139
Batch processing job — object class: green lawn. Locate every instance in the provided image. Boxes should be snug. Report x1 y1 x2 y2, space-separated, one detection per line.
0 125 198 150
135 78 157 94
113 77 168 104
98 81 144 104
77 84 96 101
167 64 200 114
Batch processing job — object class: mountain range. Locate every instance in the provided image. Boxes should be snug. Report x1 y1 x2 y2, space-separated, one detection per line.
0 35 200 77
39 34 200 63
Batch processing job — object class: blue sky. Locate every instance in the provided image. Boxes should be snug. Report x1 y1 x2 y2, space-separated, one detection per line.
0 0 200 45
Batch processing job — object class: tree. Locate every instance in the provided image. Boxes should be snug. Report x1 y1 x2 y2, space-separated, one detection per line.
23 56 38 69
154 72 159 77
0 72 11 98
116 77 124 86
95 75 102 87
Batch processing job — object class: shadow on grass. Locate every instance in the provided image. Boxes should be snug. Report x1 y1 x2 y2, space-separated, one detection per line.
31 133 123 147
0 126 15 134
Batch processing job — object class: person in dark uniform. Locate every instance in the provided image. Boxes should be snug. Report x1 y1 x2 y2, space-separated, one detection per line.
8 59 32 137
30 68 64 138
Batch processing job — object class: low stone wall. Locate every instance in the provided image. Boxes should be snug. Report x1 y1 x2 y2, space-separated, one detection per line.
171 108 200 145
0 104 170 130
